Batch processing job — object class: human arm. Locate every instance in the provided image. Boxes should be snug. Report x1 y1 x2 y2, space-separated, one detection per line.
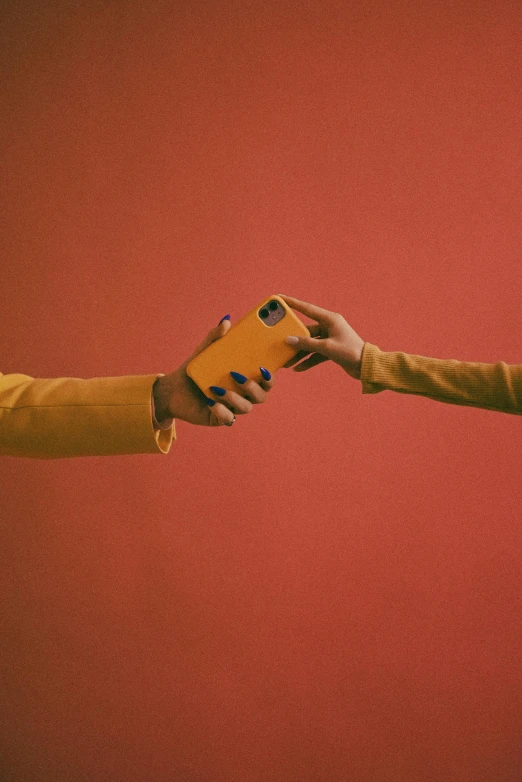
359 342 522 415
278 294 522 417
0 371 176 459
0 316 275 459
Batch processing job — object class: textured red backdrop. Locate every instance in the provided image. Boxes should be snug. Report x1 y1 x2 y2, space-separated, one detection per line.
1 2 521 780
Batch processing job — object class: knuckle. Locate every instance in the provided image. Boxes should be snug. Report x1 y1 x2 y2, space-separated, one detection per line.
249 388 266 404
213 403 227 422
246 381 267 403
229 392 252 414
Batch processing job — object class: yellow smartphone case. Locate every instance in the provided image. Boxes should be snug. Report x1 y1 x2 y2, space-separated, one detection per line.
186 295 311 397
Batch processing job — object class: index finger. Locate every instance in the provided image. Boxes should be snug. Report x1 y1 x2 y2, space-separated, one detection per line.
276 294 339 326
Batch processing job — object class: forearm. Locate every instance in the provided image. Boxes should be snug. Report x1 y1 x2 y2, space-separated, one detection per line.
360 342 522 416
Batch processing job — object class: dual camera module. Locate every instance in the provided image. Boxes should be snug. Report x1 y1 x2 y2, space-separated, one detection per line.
259 300 279 319
258 299 285 326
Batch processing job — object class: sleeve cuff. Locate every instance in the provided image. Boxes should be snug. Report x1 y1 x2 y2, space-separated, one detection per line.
360 342 384 395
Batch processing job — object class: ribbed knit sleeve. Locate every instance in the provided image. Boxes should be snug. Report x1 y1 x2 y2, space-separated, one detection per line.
360 342 522 416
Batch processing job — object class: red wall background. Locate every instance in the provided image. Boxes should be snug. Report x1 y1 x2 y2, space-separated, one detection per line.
1 2 521 780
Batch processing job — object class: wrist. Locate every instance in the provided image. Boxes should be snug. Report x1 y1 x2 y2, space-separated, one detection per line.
350 341 364 381
152 375 175 424
339 348 363 381
341 361 362 381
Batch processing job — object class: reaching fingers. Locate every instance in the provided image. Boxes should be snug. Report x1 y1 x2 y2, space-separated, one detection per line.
277 294 340 327
283 323 324 368
293 354 330 372
283 351 310 368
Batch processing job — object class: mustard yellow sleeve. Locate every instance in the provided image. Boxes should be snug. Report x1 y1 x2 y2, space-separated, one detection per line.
0 372 176 459
360 342 522 416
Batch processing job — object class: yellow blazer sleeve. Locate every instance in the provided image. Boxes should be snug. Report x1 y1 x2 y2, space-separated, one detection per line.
0 371 176 459
360 342 522 416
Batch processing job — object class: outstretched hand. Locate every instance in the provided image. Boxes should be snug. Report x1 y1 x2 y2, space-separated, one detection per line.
154 316 275 427
277 294 366 380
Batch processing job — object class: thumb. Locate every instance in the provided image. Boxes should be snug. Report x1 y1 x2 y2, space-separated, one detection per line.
188 316 231 361
286 334 334 358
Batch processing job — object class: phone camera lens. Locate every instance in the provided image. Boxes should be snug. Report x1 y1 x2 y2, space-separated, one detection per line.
268 300 278 310
260 308 269 319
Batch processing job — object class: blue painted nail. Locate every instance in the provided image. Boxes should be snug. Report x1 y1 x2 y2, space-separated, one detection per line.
209 386 226 396
230 371 247 384
206 397 216 406
218 314 231 324
260 367 271 380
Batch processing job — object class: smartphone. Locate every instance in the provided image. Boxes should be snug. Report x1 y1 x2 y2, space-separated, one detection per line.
186 294 311 397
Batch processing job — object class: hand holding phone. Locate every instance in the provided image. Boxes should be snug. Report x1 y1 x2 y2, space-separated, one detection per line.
186 295 310 398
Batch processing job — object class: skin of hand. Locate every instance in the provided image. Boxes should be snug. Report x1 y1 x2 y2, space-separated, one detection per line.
277 294 366 380
153 317 275 427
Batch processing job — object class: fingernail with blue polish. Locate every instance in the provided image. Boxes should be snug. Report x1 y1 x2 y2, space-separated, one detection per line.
230 371 247 384
260 367 271 380
209 386 226 396
218 314 231 324
206 398 216 406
